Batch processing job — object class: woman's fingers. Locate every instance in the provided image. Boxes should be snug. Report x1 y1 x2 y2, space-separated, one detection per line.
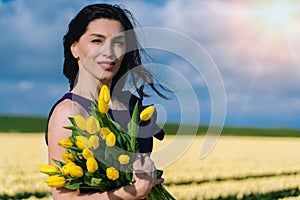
133 154 142 170
133 153 157 181
155 178 165 185
143 154 155 173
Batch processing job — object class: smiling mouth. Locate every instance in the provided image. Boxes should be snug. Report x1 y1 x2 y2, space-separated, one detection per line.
97 61 116 70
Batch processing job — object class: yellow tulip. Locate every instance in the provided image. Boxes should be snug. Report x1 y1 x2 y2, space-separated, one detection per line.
58 138 73 148
88 135 100 150
98 98 109 114
75 136 88 149
86 157 98 173
74 115 87 131
118 154 130 165
69 165 84 178
61 162 75 176
40 164 59 173
100 127 111 140
106 132 116 147
140 106 155 121
82 148 93 160
46 175 66 188
106 167 119 181
86 116 100 134
62 152 75 163
100 85 110 103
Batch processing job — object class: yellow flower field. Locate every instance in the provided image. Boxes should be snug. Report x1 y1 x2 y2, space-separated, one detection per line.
0 134 300 199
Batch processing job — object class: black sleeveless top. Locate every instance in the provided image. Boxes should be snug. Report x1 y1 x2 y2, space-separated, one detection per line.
45 92 164 153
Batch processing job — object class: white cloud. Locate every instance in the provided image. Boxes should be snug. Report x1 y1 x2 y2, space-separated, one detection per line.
17 81 34 91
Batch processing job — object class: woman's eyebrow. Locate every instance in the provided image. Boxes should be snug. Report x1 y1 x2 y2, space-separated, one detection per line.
112 35 125 40
89 33 125 40
89 33 105 38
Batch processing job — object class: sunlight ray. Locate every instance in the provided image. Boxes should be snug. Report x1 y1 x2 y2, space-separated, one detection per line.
237 34 274 123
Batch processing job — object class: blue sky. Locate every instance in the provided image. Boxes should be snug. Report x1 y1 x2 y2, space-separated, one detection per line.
1 0 300 128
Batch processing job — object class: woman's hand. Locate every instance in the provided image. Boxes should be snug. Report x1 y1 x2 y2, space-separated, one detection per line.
133 153 164 198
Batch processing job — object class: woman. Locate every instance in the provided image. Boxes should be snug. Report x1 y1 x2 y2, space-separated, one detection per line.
46 3 167 199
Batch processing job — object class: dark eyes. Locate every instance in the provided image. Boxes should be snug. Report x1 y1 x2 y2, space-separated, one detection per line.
91 39 124 47
91 39 103 44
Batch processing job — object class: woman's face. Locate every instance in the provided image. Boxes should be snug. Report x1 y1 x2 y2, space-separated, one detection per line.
71 18 126 85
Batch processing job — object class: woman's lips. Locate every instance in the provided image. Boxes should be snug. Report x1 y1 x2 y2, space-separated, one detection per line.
97 61 115 70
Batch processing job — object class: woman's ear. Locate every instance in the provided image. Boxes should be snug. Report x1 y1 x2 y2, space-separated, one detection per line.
70 42 79 59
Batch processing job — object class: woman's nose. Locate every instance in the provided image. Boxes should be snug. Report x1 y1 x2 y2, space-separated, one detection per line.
102 42 114 58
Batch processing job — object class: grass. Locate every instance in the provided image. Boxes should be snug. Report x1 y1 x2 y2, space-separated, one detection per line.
0 115 300 137
0 115 47 133
162 123 300 137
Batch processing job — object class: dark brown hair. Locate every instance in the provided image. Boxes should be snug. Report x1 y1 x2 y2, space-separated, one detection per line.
63 3 168 99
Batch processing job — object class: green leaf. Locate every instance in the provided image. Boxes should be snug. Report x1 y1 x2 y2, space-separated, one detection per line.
90 177 103 186
146 169 176 200
157 169 163 178
106 114 126 134
128 101 139 152
52 158 66 168
147 184 176 200
68 146 83 153
44 172 62 176
64 179 82 190
68 117 76 126
63 125 77 131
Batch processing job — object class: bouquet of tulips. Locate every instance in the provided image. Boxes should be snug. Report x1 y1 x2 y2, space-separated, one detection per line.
40 85 175 199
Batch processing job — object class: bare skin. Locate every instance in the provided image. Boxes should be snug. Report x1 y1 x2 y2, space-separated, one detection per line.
47 19 164 199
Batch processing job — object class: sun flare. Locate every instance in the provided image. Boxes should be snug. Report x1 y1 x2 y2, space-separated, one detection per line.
264 4 293 27
255 1 297 31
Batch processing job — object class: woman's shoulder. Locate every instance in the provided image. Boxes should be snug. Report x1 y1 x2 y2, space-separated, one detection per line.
49 98 74 125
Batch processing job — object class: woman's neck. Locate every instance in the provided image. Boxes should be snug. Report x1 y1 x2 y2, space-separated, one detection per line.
71 65 111 101
70 65 126 110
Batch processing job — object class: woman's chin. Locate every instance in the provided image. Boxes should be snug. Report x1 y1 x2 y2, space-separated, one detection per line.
98 72 115 84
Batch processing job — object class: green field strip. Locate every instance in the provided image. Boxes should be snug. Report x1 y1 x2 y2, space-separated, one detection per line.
0 192 51 200
163 123 300 137
165 170 300 186
211 187 300 200
1 188 299 200
0 115 47 133
1 116 300 137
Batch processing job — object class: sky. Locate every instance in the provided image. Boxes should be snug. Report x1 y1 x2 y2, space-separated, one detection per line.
1 0 300 129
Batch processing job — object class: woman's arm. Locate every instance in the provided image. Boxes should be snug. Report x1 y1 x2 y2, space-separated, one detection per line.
47 100 163 199
51 154 163 200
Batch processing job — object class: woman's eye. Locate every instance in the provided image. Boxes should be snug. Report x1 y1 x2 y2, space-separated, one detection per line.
114 42 125 49
114 41 125 47
91 39 102 44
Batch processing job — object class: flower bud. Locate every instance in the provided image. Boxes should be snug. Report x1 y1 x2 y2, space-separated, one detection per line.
40 164 59 173
106 167 119 181
82 148 93 160
69 165 84 178
100 85 110 103
140 106 155 121
61 162 75 176
98 98 109 114
106 132 116 147
62 152 75 163
58 138 73 149
86 116 100 134
100 127 111 140
46 175 66 188
75 136 88 149
118 154 130 165
88 135 100 150
74 115 87 131
86 157 98 173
